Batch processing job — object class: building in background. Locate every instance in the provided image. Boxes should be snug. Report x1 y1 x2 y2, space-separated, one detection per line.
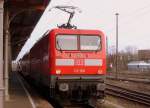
138 50 150 61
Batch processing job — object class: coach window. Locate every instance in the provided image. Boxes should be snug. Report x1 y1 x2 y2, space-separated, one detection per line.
80 36 101 51
56 35 78 50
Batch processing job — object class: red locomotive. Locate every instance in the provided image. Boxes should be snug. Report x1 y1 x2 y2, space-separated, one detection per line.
19 6 106 106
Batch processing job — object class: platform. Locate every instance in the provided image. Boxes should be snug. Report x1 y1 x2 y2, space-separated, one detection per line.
4 71 35 108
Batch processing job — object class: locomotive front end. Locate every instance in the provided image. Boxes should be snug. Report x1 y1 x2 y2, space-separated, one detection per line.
49 29 106 104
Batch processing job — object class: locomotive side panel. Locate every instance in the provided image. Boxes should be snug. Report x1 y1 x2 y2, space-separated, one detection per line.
26 35 50 87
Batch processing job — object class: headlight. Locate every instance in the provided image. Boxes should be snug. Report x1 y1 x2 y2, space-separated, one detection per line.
56 70 61 74
59 83 69 92
97 83 105 91
98 69 102 74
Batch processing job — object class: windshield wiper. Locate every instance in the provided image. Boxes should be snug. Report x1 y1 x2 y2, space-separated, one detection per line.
57 40 62 52
95 44 101 53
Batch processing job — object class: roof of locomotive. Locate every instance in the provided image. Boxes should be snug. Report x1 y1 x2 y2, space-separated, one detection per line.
49 28 105 36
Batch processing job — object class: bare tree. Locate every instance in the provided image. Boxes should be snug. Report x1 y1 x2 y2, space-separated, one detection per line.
107 45 138 72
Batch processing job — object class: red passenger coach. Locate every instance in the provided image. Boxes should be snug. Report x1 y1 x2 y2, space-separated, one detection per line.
20 28 106 106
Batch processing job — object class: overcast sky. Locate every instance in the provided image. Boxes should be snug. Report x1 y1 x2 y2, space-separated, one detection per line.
60 0 150 50
16 0 150 61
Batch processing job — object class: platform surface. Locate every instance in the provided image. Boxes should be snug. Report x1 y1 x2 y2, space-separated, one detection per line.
4 72 34 108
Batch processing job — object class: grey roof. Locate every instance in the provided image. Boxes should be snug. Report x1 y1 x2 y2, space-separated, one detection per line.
128 61 150 66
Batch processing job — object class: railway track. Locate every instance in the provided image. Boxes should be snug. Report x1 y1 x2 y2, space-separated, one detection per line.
106 76 150 84
19 73 95 108
62 104 94 108
106 83 150 106
54 101 95 108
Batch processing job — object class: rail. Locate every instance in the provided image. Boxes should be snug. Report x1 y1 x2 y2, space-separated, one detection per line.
62 104 94 108
106 83 150 106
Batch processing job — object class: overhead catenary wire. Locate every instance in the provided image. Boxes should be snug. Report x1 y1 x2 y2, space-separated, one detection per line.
106 2 150 33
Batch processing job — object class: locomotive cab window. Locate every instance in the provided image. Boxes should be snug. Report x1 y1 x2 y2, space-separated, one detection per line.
56 35 77 50
80 36 101 51
56 35 101 51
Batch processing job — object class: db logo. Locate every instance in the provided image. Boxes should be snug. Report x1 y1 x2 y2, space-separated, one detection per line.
74 59 84 66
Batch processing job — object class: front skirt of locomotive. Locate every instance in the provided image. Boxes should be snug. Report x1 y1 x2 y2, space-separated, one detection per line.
54 75 105 103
